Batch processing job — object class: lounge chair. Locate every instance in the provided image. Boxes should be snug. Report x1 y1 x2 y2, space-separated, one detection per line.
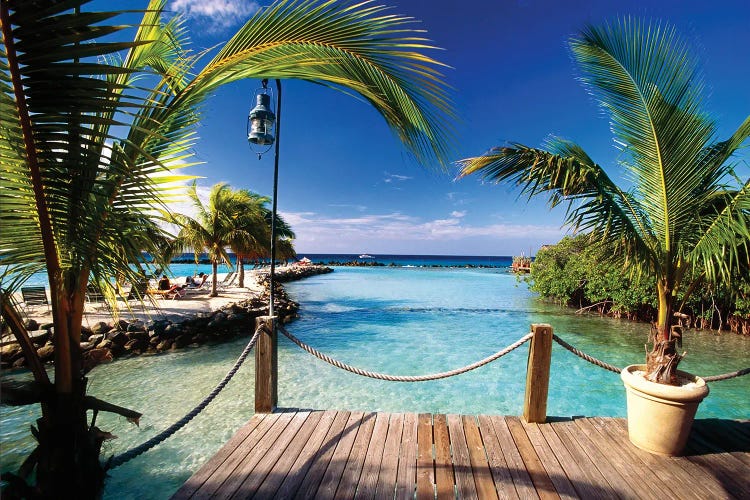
126 279 151 301
85 283 110 311
20 286 50 316
216 271 236 291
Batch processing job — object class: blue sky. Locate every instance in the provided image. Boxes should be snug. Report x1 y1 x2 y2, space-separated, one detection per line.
129 1 749 255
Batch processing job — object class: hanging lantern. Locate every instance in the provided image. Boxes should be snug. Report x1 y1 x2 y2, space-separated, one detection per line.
247 79 276 157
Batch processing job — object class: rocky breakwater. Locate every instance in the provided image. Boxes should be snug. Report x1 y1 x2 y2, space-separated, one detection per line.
0 265 333 371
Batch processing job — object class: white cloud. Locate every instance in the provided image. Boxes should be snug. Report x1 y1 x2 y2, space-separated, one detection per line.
170 0 260 32
450 210 467 218
281 210 566 254
383 173 413 183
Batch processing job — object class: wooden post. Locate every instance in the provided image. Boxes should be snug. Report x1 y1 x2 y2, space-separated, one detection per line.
255 316 277 413
523 323 553 423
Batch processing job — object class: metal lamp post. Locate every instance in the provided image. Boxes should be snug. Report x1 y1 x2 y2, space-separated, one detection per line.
248 79 282 317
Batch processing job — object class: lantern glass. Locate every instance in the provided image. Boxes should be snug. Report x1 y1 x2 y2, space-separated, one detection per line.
248 91 276 147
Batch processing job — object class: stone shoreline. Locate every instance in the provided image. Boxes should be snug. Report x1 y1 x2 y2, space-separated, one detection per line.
0 265 333 372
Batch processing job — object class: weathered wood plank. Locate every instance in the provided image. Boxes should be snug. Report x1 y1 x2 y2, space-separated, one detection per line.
334 412 376 499
175 413 749 500
227 411 310 499
171 415 264 500
373 413 404 500
505 417 558 500
187 412 283 499
352 412 390 499
292 410 351 499
488 416 539 499
416 413 435 500
571 417 658 500
433 414 455 500
211 412 296 499
519 420 577 499
553 420 620 499
394 412 418 500
477 415 521 500
447 413 478 500
601 418 722 500
316 411 365 498
251 411 325 499
523 324 553 423
463 415 498 500
692 419 750 468
683 428 750 498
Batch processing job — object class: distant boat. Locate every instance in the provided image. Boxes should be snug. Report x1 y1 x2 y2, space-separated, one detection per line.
358 254 374 259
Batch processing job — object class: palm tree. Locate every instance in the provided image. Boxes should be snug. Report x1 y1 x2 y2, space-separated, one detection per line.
0 0 453 495
458 18 750 385
171 183 260 296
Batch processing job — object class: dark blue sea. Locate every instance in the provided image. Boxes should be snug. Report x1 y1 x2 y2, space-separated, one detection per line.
297 253 514 268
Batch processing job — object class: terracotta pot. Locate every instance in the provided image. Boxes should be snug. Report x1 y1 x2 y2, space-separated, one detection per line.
620 364 709 456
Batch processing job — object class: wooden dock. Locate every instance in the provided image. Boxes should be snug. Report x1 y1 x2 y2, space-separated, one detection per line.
172 410 749 499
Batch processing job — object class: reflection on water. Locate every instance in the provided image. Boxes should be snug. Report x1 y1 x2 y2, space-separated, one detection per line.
2 267 748 499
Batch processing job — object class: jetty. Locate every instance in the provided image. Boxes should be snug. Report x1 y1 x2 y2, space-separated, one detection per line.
169 323 749 499
173 411 748 499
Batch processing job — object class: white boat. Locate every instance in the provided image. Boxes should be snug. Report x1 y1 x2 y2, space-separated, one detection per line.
358 254 374 259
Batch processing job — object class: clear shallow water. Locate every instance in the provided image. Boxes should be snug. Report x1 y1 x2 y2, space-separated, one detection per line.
2 266 748 499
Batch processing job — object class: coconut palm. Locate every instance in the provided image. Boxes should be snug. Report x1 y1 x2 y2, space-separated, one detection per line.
458 18 750 385
172 183 253 296
0 0 453 495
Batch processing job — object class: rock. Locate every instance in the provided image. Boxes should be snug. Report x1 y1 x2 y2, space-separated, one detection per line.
91 322 111 335
29 330 49 344
150 320 170 337
156 340 172 351
80 326 92 341
83 348 112 372
116 319 129 331
96 339 112 350
23 319 39 331
37 345 55 362
163 324 181 338
1 344 22 358
106 330 128 346
127 320 145 333
88 334 104 346
39 323 54 331
173 335 190 349
79 341 95 352
124 339 145 352
12 357 26 369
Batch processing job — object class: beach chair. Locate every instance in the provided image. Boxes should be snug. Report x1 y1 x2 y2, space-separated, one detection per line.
216 271 236 291
126 279 151 301
20 286 50 317
85 283 110 312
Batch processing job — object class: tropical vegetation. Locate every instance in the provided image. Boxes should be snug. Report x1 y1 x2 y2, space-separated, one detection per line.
169 182 295 295
459 18 750 385
0 0 453 496
528 235 750 333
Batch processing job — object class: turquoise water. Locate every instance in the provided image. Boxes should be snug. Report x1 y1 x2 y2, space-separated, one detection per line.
1 266 748 498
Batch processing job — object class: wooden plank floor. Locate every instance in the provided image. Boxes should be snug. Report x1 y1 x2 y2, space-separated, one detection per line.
172 411 750 499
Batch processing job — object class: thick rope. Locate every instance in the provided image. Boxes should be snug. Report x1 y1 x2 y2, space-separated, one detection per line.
703 368 750 382
108 324 265 469
553 334 750 382
552 334 622 374
278 324 532 382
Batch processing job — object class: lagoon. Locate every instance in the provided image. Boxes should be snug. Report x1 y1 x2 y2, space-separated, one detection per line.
2 265 748 499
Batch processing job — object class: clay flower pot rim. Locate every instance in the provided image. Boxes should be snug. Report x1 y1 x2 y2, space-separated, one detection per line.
621 364 709 403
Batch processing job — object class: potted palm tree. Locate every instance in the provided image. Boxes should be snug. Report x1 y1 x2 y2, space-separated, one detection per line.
459 18 749 455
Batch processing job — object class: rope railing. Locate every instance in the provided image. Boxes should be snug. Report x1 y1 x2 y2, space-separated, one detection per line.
552 334 622 374
277 324 532 382
552 333 750 382
108 324 265 470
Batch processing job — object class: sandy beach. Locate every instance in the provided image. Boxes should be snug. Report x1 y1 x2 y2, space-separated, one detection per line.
15 271 266 328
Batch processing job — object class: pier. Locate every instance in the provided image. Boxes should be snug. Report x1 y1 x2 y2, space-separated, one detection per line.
151 321 749 498
173 410 749 499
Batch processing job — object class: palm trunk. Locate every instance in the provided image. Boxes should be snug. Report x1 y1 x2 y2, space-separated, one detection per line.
645 280 683 384
238 256 245 288
211 260 218 296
